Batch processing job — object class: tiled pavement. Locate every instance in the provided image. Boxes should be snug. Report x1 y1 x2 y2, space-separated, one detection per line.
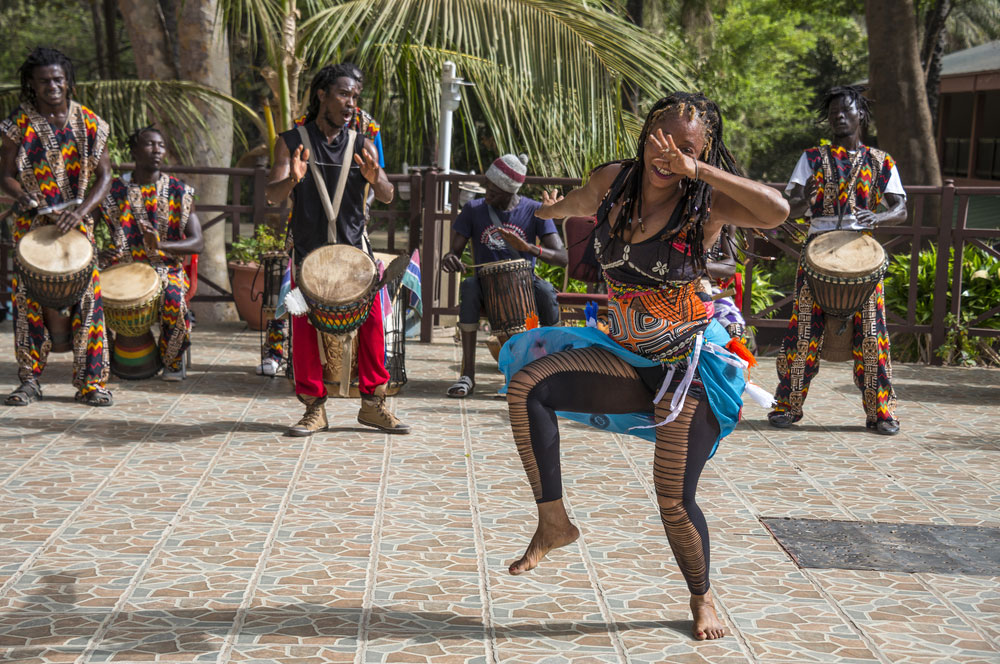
0 321 997 663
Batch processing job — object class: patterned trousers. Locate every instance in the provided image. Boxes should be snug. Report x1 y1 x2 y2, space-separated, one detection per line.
11 267 109 395
157 265 190 371
262 318 286 363
773 264 897 424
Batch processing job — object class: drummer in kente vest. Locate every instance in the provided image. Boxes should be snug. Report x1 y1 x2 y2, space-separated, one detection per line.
98 126 204 381
441 154 567 398
769 85 906 435
265 63 409 436
0 47 113 407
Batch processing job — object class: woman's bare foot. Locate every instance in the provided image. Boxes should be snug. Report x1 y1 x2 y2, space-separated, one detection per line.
508 499 580 575
690 591 726 640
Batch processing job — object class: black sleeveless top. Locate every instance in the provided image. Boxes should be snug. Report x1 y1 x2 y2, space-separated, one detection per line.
593 165 701 288
280 121 369 262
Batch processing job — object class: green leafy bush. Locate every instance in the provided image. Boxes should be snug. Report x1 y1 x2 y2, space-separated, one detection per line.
884 243 1000 365
226 225 284 264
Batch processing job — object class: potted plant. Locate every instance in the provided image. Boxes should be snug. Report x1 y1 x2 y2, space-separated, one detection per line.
227 225 285 330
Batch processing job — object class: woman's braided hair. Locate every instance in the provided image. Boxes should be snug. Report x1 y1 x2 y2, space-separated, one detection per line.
599 91 743 270
18 47 75 105
304 63 362 124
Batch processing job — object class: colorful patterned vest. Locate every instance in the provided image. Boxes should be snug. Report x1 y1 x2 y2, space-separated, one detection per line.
100 173 195 270
0 101 109 242
802 144 896 219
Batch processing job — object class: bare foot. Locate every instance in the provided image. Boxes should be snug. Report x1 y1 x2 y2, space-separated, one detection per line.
508 522 580 575
690 591 726 640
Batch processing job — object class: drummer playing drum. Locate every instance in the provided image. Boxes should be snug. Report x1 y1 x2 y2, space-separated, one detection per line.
0 47 114 407
769 85 906 435
98 126 204 381
265 63 409 436
441 154 568 398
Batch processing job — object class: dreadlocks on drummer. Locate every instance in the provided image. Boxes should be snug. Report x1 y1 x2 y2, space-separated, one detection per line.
0 47 113 407
98 126 204 380
768 85 906 435
265 63 409 436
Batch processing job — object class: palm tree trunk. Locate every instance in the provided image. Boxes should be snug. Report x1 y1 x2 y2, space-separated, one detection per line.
105 0 120 79
88 0 108 79
865 0 942 187
119 0 236 322
920 0 952 131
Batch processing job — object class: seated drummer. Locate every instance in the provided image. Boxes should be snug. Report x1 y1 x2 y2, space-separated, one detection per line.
98 126 203 381
265 63 409 436
441 154 567 398
769 85 906 435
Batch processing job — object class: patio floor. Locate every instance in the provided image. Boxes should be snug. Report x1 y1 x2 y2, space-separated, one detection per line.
0 321 997 663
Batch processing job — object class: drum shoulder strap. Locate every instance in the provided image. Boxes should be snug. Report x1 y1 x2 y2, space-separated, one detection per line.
295 125 357 245
486 204 519 260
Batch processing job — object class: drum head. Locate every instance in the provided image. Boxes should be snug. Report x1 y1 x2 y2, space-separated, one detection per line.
300 245 376 305
805 231 885 279
478 258 531 275
17 226 93 275
101 263 162 306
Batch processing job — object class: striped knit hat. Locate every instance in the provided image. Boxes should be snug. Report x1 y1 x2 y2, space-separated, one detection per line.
485 153 529 193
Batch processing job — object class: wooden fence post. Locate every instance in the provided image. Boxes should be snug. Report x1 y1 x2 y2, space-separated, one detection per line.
930 180 955 365
420 170 438 342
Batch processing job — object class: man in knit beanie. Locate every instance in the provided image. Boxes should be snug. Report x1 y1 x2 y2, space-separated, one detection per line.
441 154 568 398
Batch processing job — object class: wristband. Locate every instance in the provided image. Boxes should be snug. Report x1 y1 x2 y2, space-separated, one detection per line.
693 160 700 182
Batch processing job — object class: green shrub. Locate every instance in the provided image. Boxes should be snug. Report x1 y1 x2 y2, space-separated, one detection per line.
226 225 284 264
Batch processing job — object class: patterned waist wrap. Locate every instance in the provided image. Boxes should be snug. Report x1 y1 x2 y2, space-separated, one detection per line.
605 274 710 364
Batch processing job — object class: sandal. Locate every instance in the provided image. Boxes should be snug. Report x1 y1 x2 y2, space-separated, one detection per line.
75 387 114 407
5 379 42 406
447 375 475 398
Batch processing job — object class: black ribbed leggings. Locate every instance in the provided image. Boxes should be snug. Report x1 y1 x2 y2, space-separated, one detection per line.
507 347 720 595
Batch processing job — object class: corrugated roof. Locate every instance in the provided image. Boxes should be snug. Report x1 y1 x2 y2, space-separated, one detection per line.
940 40 1000 77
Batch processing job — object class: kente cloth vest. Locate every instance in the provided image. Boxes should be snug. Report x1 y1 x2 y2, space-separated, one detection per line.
804 144 895 218
101 173 195 270
0 102 109 241
594 167 709 364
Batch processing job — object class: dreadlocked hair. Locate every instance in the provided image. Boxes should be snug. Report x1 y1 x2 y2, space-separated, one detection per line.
127 125 160 152
18 47 75 105
819 85 873 130
304 63 362 124
600 91 743 271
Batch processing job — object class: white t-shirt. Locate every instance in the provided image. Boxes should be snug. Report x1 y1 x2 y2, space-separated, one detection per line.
785 149 905 233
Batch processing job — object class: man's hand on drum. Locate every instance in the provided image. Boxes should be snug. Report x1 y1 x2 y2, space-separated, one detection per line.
804 175 820 203
497 228 533 254
142 227 160 250
98 248 121 268
16 191 39 210
55 208 84 234
354 145 380 184
855 209 880 228
441 251 466 274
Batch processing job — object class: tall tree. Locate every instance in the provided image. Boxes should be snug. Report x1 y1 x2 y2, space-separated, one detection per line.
866 0 942 187
118 0 237 322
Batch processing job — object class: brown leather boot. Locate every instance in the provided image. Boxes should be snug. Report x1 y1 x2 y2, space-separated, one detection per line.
358 384 410 434
287 394 328 437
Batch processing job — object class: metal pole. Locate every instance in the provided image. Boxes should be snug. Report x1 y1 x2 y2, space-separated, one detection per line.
437 61 470 208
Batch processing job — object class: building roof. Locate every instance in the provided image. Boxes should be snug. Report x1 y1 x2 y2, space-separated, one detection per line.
940 40 1000 78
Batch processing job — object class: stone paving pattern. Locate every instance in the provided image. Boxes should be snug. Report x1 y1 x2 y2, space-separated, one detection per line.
0 321 997 663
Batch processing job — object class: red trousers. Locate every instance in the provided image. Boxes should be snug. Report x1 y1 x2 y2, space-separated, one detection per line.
291 285 389 398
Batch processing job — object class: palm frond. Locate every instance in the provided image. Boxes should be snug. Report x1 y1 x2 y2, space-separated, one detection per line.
299 0 689 176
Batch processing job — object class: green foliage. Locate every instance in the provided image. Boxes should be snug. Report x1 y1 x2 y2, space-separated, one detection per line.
226 225 284 264
884 243 1000 365
533 262 588 294
735 262 783 318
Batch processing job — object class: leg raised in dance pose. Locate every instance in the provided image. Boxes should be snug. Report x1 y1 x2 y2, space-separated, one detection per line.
501 92 788 640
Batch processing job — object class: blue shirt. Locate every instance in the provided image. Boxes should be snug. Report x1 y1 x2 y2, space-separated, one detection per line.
452 196 558 268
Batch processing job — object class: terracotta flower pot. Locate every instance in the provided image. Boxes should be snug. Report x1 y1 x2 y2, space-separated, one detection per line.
228 261 267 330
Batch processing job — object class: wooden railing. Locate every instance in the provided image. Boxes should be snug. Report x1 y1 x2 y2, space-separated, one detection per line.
2 168 997 364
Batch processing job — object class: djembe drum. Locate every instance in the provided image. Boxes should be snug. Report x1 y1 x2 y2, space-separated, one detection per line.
298 245 409 396
101 263 164 379
479 258 537 342
802 230 887 362
15 226 96 353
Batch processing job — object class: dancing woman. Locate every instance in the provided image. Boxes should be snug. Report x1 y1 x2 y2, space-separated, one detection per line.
501 92 788 640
